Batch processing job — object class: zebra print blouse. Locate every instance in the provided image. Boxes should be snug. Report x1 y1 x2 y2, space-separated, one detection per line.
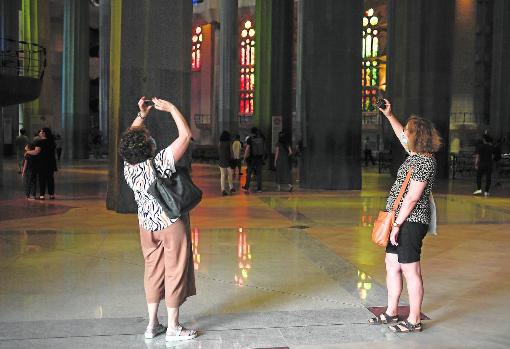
124 145 178 232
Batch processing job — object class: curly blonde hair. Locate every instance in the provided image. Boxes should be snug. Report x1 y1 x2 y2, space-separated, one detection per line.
406 115 442 153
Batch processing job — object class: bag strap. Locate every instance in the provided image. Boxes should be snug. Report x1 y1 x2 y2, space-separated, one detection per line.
391 167 413 212
149 158 162 179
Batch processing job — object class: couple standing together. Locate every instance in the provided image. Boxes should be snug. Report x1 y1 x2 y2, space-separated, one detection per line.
120 97 440 342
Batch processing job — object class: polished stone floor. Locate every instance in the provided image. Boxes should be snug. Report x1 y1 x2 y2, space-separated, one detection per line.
1 158 509 348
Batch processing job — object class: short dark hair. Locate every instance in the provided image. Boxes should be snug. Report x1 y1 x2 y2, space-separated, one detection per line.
119 126 155 165
250 127 258 135
220 130 231 142
20 128 26 135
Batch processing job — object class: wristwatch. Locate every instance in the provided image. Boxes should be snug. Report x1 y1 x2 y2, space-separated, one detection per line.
392 222 401 228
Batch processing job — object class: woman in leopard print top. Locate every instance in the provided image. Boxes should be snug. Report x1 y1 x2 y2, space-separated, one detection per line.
368 99 442 333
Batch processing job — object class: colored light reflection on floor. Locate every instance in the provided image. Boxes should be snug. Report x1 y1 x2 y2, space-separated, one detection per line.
192 227 201 270
235 227 252 287
357 269 373 300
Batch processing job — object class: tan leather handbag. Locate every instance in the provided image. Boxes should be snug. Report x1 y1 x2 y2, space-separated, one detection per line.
372 168 413 247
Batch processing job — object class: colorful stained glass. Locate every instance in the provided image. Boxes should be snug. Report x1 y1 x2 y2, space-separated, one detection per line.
191 25 203 71
239 19 255 116
361 8 381 112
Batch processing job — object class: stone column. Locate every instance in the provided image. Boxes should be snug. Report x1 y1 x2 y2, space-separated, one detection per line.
298 0 362 190
490 0 510 146
218 0 238 134
254 0 294 150
106 0 192 213
99 0 110 143
254 0 271 136
387 0 455 179
61 0 90 160
270 0 293 137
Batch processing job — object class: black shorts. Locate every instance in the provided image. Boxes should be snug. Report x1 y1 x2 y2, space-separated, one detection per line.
385 221 428 263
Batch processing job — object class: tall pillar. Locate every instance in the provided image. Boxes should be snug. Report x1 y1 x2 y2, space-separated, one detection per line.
490 0 510 146
255 0 294 150
106 0 192 213
218 0 238 134
99 0 110 145
20 0 39 135
270 0 293 137
387 0 455 179
61 0 90 160
298 0 362 190
254 0 271 136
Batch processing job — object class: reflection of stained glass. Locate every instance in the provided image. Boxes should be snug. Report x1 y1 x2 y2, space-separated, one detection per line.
239 19 255 116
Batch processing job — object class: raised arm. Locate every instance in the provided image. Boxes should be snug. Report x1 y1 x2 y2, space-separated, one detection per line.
153 98 192 163
131 96 153 128
379 99 405 146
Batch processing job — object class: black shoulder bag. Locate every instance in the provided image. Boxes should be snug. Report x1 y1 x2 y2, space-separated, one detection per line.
147 159 203 219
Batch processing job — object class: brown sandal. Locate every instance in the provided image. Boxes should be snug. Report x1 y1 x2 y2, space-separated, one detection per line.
368 312 399 325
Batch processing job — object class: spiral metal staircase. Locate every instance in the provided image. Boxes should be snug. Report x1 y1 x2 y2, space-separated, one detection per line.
0 37 46 107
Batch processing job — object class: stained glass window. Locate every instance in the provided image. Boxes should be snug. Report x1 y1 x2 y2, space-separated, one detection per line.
239 19 255 116
192 26 203 71
362 8 380 112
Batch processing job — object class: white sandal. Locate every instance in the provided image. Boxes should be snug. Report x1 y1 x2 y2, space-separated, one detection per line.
165 324 197 342
144 323 166 339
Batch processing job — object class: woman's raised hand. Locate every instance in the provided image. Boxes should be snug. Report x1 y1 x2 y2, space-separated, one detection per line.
378 98 392 117
152 98 175 113
138 96 153 116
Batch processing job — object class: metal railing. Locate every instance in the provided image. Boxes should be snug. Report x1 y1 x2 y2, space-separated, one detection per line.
450 112 483 125
194 113 212 129
0 37 46 79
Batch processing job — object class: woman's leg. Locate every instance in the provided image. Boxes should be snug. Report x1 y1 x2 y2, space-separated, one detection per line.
227 167 234 190
162 220 196 337
219 166 226 192
401 261 423 324
139 228 165 328
39 169 47 197
48 171 55 196
147 303 160 328
385 253 402 316
485 167 492 193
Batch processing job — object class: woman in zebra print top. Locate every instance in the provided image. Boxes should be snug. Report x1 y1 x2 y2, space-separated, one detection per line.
120 97 197 342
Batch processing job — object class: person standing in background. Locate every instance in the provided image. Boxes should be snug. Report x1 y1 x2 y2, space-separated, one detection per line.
22 143 37 200
364 136 375 166
473 133 494 197
15 129 29 173
218 131 235 196
54 134 63 162
232 135 243 177
26 127 58 200
274 132 293 192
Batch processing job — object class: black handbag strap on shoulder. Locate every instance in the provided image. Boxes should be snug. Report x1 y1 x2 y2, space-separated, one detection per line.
149 158 173 178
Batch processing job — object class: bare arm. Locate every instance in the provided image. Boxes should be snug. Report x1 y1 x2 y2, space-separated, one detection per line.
153 98 192 163
22 159 27 176
244 145 250 162
288 146 293 156
379 99 405 147
274 145 280 167
130 97 153 128
26 147 41 156
390 179 427 245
